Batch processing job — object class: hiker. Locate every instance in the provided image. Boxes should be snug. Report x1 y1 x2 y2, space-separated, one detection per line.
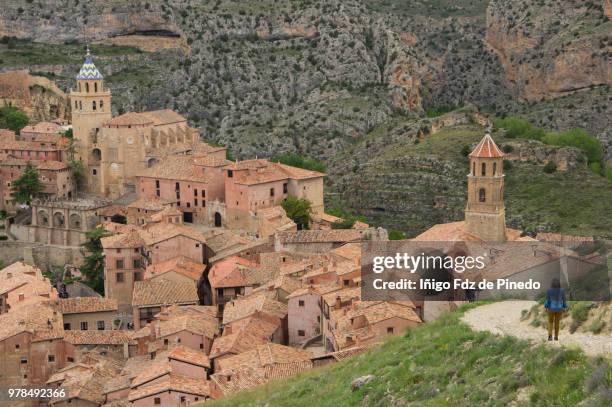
544 278 567 341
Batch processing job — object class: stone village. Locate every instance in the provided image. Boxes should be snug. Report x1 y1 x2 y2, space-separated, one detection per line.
0 52 596 407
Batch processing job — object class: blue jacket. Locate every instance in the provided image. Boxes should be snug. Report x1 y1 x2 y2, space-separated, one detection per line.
544 288 567 312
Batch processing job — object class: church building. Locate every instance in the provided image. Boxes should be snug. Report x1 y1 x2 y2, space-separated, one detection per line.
70 50 200 198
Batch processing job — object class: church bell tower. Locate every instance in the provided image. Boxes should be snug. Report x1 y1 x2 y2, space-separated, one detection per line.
70 47 112 192
464 132 507 242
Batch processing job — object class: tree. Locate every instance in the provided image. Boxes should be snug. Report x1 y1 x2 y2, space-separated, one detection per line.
80 226 111 295
388 230 406 240
11 161 43 205
0 105 29 133
331 217 356 229
281 196 312 230
271 152 326 172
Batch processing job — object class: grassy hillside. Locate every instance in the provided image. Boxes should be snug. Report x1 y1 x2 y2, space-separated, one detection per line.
209 304 611 407
332 122 612 238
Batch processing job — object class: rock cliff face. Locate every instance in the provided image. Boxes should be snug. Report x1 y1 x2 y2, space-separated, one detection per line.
486 0 611 101
0 70 69 121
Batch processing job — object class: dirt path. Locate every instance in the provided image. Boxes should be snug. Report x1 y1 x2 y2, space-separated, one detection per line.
462 301 612 357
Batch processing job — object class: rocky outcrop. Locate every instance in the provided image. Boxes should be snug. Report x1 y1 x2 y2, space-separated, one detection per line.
486 0 611 101
503 140 585 171
0 70 69 121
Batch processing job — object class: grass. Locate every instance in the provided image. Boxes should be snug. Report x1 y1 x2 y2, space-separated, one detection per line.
0 37 141 67
208 303 611 406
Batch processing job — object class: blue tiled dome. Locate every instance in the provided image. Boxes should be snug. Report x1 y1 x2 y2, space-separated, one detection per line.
76 56 103 80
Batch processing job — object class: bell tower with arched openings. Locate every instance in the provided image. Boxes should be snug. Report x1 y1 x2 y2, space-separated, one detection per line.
464 132 507 241
70 47 112 192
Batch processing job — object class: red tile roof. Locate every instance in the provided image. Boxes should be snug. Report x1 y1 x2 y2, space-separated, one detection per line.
469 133 504 158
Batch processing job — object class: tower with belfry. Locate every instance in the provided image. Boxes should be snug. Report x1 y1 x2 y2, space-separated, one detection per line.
464 132 507 241
70 47 112 192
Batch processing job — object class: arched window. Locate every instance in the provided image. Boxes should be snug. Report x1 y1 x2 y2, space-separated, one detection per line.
472 162 475 176
100 100 104 111
94 82 98 92
74 100 78 109
481 163 486 176
78 83 81 92
92 101 96 111
79 101 82 110
85 83 89 93
493 162 497 175
479 188 486 202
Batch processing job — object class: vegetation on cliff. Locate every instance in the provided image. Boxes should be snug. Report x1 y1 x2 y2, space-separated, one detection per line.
209 303 611 406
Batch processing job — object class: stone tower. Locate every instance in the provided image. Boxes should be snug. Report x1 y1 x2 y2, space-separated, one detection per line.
70 48 112 192
464 132 507 241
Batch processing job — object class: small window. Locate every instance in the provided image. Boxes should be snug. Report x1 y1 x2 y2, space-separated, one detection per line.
67 357 74 363
298 300 305 307
154 398 161 405
133 259 141 268
164 339 169 345
134 272 142 282
298 330 305 337
97 321 105 330
155 180 160 188
92 169 97 175
493 162 497 175
283 183 288 193
63 323 71 330
94 82 98 92
116 272 124 283
15 344 20 350
116 248 121 254
387 327 394 334
116 259 124 269
479 188 486 203
48 355 55 363
92 101 96 111
481 162 486 176
228 170 233 178
270 188 275 197
200 343 204 349
80 322 88 330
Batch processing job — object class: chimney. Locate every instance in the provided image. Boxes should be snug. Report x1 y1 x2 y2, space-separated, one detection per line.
334 296 341 310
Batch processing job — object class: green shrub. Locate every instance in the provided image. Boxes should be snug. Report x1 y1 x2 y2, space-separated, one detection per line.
569 302 593 333
388 230 406 240
271 152 326 172
495 117 544 140
542 128 603 165
460 145 471 157
543 161 557 173
331 218 356 229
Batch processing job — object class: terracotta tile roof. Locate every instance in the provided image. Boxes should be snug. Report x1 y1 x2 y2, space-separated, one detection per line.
132 279 199 307
130 360 172 387
264 360 313 380
142 109 187 126
0 139 65 151
156 314 218 339
321 286 361 306
276 229 370 244
98 204 128 217
347 301 422 325
536 233 594 244
210 367 268 396
127 196 174 211
50 358 121 405
57 297 118 314
128 374 210 401
37 160 69 170
469 133 504 158
136 154 209 183
209 330 269 360
0 301 63 341
21 121 62 134
226 313 280 340
101 230 143 249
154 304 217 320
217 343 312 373
411 221 525 242
222 294 287 325
144 256 204 281
63 330 132 345
208 255 258 288
168 345 211 368
224 159 324 186
330 346 367 361
105 112 154 126
193 155 232 167
139 222 207 245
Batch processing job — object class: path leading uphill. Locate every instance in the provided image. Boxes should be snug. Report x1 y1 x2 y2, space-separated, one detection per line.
462 300 611 357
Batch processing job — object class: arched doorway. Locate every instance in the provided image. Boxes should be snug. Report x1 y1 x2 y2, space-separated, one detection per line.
214 212 222 227
92 148 101 162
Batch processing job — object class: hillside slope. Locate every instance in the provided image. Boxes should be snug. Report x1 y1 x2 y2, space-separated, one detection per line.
330 118 612 238
209 304 611 407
